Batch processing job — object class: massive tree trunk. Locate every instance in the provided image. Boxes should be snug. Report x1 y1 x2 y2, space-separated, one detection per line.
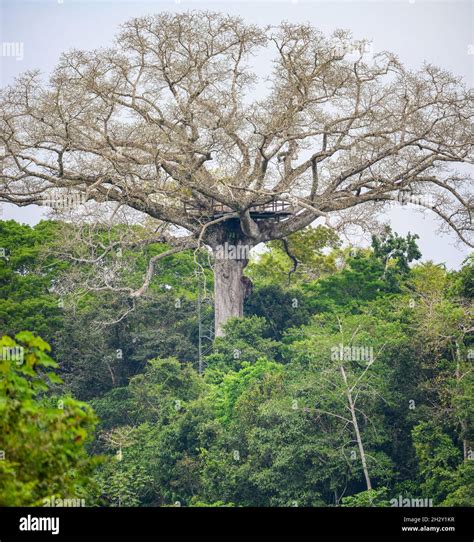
213 253 248 337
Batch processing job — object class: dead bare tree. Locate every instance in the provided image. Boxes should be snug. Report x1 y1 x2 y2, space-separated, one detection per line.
1 12 472 335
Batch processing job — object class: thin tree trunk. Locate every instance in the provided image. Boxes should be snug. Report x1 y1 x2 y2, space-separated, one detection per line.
213 254 248 337
340 365 373 491
105 360 116 386
455 342 469 460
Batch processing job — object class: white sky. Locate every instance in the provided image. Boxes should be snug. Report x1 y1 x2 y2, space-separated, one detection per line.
0 0 473 268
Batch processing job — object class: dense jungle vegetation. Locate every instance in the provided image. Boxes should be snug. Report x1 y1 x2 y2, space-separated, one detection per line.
1 219 472 507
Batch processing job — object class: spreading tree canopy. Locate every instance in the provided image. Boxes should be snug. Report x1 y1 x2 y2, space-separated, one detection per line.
1 12 472 334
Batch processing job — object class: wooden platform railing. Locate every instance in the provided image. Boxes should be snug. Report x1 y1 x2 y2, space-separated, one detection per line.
183 200 292 216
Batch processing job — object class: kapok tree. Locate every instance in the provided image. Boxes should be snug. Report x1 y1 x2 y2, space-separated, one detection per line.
0 12 472 335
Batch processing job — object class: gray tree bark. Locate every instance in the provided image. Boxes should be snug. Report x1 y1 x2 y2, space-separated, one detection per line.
340 365 373 492
213 254 248 337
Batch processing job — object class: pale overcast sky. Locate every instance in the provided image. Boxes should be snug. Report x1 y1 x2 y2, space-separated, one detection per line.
1 0 473 268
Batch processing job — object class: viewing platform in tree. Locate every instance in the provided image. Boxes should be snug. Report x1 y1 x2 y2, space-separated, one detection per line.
183 200 295 221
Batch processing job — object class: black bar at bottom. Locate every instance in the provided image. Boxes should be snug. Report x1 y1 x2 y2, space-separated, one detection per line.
0 507 472 540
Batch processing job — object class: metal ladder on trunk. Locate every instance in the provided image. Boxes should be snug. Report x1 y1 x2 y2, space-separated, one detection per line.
194 249 215 374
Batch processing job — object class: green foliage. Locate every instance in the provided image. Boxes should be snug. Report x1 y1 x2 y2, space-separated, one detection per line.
440 461 474 506
56 293 200 400
245 284 311 340
91 423 159 506
211 358 284 425
207 316 281 371
372 226 422 278
188 499 236 507
0 332 99 506
341 487 391 507
410 418 474 506
447 255 474 299
1 220 472 508
247 225 340 287
0 221 65 340
90 387 136 432
127 357 204 424
300 227 421 315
